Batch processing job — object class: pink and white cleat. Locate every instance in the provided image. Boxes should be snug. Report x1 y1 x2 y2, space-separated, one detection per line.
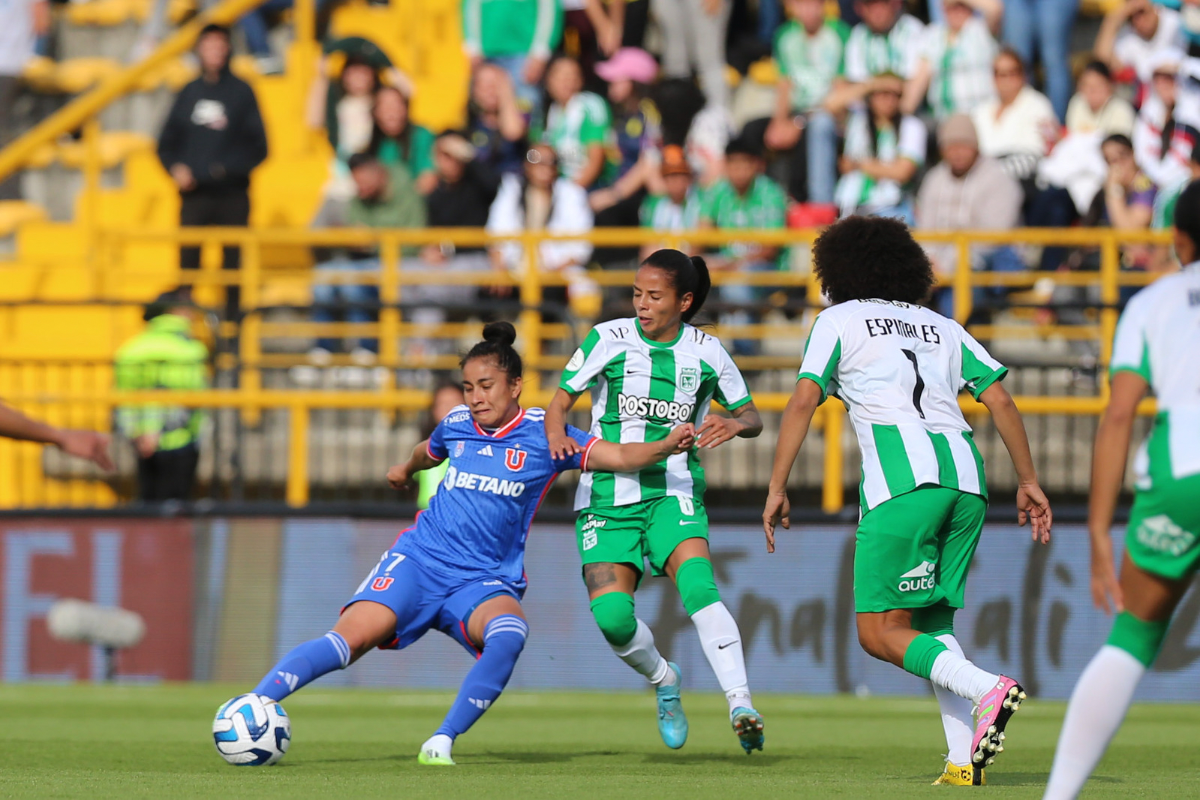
971 676 1026 769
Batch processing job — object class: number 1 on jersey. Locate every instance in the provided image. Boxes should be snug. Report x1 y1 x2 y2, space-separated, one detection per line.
901 349 927 419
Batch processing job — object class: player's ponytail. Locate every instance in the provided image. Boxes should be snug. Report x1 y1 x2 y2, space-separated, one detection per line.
641 249 710 323
461 321 523 382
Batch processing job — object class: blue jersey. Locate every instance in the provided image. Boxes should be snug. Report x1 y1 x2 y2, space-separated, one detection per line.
396 406 596 589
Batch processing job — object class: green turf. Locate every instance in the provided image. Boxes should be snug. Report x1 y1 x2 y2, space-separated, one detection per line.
0 683 1195 799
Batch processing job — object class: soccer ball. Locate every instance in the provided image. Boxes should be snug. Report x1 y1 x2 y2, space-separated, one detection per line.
212 693 291 766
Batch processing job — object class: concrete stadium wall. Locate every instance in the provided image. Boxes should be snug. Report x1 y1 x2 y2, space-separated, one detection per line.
3 518 1199 701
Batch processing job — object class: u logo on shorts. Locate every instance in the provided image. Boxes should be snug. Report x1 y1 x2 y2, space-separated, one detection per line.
371 577 394 591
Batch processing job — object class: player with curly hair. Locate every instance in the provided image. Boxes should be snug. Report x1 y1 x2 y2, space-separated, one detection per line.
762 216 1053 785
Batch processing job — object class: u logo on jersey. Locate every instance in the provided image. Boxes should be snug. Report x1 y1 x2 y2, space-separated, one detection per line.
504 448 527 471
453 441 465 458
371 577 394 591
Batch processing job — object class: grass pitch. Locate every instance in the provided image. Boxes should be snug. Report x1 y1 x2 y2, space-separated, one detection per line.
0 684 1195 799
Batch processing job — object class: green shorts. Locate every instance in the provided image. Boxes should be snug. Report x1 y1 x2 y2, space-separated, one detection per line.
577 495 709 577
854 485 987 614
1124 473 1200 581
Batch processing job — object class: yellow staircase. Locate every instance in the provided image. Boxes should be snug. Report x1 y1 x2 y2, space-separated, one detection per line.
0 0 467 350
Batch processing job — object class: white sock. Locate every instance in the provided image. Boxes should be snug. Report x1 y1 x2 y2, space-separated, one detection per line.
929 648 1000 704
1044 645 1145 800
612 619 674 687
933 634 976 767
691 601 752 714
421 733 454 759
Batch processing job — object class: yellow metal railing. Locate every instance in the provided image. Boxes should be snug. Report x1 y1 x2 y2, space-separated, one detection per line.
0 225 1171 511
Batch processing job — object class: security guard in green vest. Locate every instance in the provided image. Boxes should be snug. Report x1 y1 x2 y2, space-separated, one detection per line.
115 290 209 502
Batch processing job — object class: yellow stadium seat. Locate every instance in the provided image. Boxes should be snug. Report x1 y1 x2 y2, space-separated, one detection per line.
52 58 123 94
1080 0 1120 16
20 56 57 91
328 0 468 132
57 131 155 170
0 202 47 238
64 0 143 26
749 58 779 86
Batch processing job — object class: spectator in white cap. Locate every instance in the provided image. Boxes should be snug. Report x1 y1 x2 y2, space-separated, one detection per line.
917 113 1024 317
1133 49 1196 191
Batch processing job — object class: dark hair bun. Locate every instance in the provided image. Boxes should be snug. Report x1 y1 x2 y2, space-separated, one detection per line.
482 320 517 347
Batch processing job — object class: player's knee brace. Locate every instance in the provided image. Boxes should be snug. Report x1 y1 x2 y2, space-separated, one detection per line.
482 615 528 660
911 604 955 637
1107 610 1170 668
675 557 721 616
590 591 637 647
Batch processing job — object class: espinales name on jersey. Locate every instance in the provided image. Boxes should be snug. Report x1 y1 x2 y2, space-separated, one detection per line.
617 393 695 422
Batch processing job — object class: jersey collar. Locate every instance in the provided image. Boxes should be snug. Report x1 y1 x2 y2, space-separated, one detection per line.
473 407 525 438
1184 260 1200 275
635 319 685 348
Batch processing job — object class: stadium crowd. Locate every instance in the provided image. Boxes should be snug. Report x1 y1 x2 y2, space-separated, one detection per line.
5 0 1198 357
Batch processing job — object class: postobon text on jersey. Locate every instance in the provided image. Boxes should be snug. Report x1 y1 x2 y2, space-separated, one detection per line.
617 393 695 423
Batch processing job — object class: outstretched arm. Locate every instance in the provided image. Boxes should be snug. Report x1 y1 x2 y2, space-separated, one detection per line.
696 400 763 449
762 379 821 552
0 402 113 470
978 382 1052 543
585 424 696 472
545 388 582 460
386 438 443 491
1088 371 1148 613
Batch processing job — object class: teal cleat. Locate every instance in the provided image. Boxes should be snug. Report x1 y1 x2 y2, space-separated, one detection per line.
655 662 688 749
731 707 765 754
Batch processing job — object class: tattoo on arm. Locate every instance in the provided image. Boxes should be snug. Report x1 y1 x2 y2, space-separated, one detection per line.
731 402 763 437
583 563 620 594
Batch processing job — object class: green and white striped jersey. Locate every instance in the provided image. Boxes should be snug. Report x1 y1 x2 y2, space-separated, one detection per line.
560 319 753 509
798 299 1007 514
841 14 926 82
1110 263 1200 490
920 17 998 118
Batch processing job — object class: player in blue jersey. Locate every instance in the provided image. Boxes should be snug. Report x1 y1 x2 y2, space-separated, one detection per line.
245 322 695 766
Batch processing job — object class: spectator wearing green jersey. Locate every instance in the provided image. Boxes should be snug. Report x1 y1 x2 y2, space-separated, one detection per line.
826 0 925 115
835 72 925 224
367 86 437 195
462 0 563 119
542 55 614 189
762 0 847 204
901 0 1000 122
699 138 788 355
1153 142 1200 232
1148 143 1200 271
639 145 702 261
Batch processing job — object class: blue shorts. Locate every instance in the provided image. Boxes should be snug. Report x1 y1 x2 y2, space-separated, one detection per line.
343 545 524 656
